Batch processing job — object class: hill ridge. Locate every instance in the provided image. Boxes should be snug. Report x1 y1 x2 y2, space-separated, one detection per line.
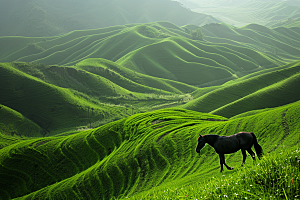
182 62 300 117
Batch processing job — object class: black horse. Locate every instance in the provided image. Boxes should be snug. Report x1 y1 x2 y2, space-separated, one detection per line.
196 132 263 172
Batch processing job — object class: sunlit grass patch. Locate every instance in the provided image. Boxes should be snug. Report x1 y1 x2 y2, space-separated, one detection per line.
123 147 300 200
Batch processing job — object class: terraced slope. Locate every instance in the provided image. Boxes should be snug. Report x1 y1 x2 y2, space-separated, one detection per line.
192 0 300 27
75 58 196 94
0 62 196 135
272 17 300 28
2 58 298 137
0 62 129 135
0 98 299 199
202 23 300 61
116 36 277 85
2 21 298 86
181 62 300 118
0 0 219 37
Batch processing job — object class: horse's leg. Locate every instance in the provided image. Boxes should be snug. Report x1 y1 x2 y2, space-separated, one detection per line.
241 149 247 166
247 148 256 161
218 154 224 172
220 154 233 171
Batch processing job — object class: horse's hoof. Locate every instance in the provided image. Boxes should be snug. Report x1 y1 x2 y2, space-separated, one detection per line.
229 167 234 170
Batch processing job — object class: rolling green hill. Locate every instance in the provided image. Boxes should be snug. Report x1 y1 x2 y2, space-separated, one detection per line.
75 58 196 94
0 0 219 37
0 61 197 136
271 17 300 28
0 62 127 135
0 104 42 138
202 23 300 61
1 21 300 136
0 98 299 199
181 62 300 118
2 21 300 86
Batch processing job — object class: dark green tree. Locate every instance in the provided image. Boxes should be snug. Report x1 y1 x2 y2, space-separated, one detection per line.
191 28 204 40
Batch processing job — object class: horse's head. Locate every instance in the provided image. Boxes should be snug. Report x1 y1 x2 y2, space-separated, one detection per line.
196 134 205 154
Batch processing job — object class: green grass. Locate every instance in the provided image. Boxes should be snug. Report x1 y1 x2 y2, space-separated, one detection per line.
182 62 300 118
0 97 299 199
0 104 41 138
1 21 298 86
1 18 300 200
202 23 300 62
0 37 52 61
124 147 300 199
116 33 282 85
0 62 128 135
75 58 197 94
117 38 235 85
0 61 198 136
211 70 300 118
1 4 300 200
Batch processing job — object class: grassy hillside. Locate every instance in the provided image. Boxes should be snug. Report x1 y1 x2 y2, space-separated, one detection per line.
192 0 300 27
0 0 219 37
0 62 128 135
181 62 300 117
75 58 197 94
0 104 42 138
0 98 299 199
0 64 125 135
1 21 300 135
2 21 298 86
271 17 300 28
3 58 298 138
202 23 300 62
116 36 277 85
1 3 300 199
0 62 197 135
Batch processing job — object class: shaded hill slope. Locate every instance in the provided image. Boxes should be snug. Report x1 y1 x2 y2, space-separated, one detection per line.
0 0 219 37
0 62 128 135
0 62 196 135
181 62 300 118
0 104 42 138
0 98 299 199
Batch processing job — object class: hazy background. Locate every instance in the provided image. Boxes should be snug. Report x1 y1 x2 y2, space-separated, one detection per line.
1 0 299 37
0 0 219 37
176 0 300 27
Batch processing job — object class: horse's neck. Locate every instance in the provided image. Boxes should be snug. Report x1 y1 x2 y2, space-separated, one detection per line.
204 135 219 147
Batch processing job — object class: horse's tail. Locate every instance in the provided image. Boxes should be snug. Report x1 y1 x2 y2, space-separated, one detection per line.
250 132 263 159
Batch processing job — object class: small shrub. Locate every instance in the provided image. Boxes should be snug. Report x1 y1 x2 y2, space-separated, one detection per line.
27 43 45 53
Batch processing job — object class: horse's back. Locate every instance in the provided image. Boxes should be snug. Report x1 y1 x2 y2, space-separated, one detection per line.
214 135 240 154
236 132 254 149
236 132 253 138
